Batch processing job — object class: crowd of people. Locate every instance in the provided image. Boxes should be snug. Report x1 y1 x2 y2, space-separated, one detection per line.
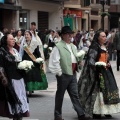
73 28 120 70
48 26 120 120
0 23 120 120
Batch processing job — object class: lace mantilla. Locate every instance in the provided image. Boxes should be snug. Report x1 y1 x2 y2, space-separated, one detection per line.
24 40 39 53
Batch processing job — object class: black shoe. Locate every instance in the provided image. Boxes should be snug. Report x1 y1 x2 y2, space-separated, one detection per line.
13 119 17 120
17 118 23 120
79 114 91 120
28 91 32 97
54 117 64 120
13 117 23 120
93 114 101 119
104 114 112 118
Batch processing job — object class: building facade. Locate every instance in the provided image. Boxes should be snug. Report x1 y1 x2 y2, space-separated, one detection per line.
0 0 22 31
109 0 120 30
0 0 67 32
1 0 118 33
64 0 110 31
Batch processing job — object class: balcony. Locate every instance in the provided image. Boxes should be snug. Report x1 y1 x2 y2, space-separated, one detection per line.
90 3 110 11
64 0 81 8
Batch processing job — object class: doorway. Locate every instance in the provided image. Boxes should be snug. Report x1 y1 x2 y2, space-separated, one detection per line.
91 20 98 31
38 11 48 33
82 18 86 31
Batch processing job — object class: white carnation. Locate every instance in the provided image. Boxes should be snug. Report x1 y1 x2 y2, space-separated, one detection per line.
48 47 52 51
44 44 48 48
36 57 44 63
18 62 26 69
18 60 34 71
95 62 106 66
76 50 85 57
26 61 33 68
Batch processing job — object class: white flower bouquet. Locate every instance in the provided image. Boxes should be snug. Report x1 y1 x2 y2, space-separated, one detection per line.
18 60 34 71
43 44 53 60
36 57 44 64
95 62 107 67
76 50 85 61
48 47 52 51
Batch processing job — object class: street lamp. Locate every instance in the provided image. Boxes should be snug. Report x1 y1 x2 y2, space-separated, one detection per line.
100 0 107 31
85 10 90 31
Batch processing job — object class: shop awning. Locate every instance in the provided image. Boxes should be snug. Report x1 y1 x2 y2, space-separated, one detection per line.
0 4 22 10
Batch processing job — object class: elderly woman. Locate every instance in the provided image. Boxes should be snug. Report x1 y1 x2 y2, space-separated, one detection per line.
19 30 48 95
78 30 120 119
0 33 29 120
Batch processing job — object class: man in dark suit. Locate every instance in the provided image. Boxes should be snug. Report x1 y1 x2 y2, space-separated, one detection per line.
113 27 120 71
30 22 41 38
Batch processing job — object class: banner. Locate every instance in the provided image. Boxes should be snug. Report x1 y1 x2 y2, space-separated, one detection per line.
63 9 82 18
0 0 4 3
64 17 73 30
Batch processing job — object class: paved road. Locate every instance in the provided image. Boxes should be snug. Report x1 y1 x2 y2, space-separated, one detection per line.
0 61 120 120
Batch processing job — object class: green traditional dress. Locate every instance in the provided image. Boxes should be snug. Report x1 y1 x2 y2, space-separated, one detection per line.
22 40 48 91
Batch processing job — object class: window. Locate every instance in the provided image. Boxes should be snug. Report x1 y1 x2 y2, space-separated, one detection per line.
80 0 84 7
96 0 110 5
106 0 110 5
19 12 28 30
96 0 100 4
84 0 90 6
91 0 94 4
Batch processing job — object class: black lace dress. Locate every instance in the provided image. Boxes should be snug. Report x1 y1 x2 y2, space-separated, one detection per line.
0 47 29 118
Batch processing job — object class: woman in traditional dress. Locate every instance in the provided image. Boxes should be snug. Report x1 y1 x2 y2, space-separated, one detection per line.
0 33 29 120
78 30 120 119
19 30 48 95
30 29 46 73
54 30 61 44
14 30 24 52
